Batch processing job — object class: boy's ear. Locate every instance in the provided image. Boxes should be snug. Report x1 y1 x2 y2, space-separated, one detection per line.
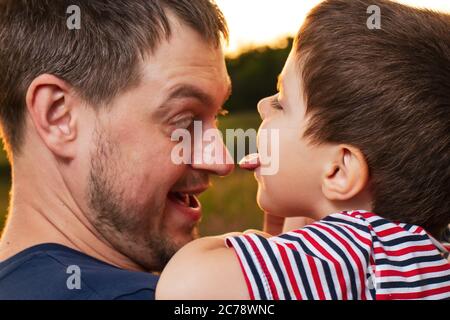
321 145 369 201
25 74 78 159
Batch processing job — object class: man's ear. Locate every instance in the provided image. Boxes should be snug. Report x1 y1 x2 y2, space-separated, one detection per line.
321 145 369 201
26 74 79 159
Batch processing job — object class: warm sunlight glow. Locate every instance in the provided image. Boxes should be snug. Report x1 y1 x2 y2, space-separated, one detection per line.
216 0 450 56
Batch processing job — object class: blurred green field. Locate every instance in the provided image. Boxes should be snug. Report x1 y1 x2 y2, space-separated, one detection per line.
200 112 263 235
0 146 7 166
0 112 263 237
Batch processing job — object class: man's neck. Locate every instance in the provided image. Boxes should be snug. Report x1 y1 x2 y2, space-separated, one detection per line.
0 158 145 272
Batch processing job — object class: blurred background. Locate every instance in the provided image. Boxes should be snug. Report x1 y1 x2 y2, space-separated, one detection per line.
1 0 449 237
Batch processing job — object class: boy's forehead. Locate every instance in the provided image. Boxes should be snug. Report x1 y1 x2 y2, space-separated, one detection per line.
277 74 283 92
279 54 301 92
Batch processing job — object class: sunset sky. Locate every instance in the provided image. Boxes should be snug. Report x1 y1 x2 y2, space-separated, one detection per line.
215 0 450 55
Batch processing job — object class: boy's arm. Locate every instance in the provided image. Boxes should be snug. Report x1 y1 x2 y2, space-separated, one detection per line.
156 235 251 300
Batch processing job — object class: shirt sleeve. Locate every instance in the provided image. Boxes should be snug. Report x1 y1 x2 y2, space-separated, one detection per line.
226 220 374 300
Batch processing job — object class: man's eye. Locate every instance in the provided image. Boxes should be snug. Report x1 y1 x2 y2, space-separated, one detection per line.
173 117 194 129
270 96 283 110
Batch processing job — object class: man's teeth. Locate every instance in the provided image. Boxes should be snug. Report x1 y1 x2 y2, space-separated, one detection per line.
175 192 190 206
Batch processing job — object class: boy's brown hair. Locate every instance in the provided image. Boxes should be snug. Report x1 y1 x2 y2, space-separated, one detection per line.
0 0 227 156
296 0 450 239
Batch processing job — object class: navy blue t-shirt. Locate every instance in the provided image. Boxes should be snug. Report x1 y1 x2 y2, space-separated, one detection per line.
0 243 158 300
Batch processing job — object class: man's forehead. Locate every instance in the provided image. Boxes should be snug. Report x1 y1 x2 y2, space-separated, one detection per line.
140 35 228 82
146 15 226 72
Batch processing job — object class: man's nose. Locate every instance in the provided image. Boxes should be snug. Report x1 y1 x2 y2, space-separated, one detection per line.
191 129 235 177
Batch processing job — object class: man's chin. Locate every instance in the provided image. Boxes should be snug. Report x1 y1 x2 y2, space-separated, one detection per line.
118 201 201 272
142 226 199 272
167 225 200 249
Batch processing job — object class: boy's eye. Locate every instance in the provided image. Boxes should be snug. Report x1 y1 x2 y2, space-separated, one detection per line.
270 96 283 110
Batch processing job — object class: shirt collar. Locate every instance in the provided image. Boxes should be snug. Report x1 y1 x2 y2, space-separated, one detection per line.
428 233 450 261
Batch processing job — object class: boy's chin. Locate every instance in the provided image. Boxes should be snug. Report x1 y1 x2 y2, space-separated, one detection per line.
257 190 304 217
256 190 275 213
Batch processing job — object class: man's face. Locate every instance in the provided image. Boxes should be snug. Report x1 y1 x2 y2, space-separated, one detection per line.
81 18 233 272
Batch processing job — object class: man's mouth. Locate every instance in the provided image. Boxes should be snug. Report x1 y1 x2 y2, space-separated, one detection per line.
167 187 207 221
168 191 200 209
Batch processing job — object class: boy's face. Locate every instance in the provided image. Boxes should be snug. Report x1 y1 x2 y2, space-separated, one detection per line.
255 49 334 218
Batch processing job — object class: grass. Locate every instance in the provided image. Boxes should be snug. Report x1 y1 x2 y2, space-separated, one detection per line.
0 144 7 167
0 112 264 236
199 168 262 235
200 112 263 235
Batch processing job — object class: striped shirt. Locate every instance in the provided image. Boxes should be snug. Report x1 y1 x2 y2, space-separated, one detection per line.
226 211 450 300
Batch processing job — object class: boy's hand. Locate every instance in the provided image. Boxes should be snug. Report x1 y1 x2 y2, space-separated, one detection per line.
243 229 272 238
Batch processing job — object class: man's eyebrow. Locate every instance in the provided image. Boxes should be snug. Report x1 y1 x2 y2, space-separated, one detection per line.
159 82 232 111
162 84 214 107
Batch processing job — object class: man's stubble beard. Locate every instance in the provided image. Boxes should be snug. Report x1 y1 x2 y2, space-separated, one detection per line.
86 127 199 272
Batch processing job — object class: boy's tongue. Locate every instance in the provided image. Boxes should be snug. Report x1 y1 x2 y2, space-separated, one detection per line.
239 153 261 171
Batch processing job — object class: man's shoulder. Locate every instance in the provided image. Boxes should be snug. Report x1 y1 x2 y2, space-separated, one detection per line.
0 243 158 300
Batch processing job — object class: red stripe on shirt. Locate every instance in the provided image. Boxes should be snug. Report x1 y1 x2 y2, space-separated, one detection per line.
314 223 367 299
373 244 437 257
293 229 348 299
244 235 280 300
376 285 450 300
305 253 326 299
276 243 302 300
231 240 256 300
376 226 409 238
378 263 450 278
349 211 376 219
340 224 372 247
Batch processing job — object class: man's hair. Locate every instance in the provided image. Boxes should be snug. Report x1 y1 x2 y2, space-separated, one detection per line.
0 0 228 155
296 0 450 238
